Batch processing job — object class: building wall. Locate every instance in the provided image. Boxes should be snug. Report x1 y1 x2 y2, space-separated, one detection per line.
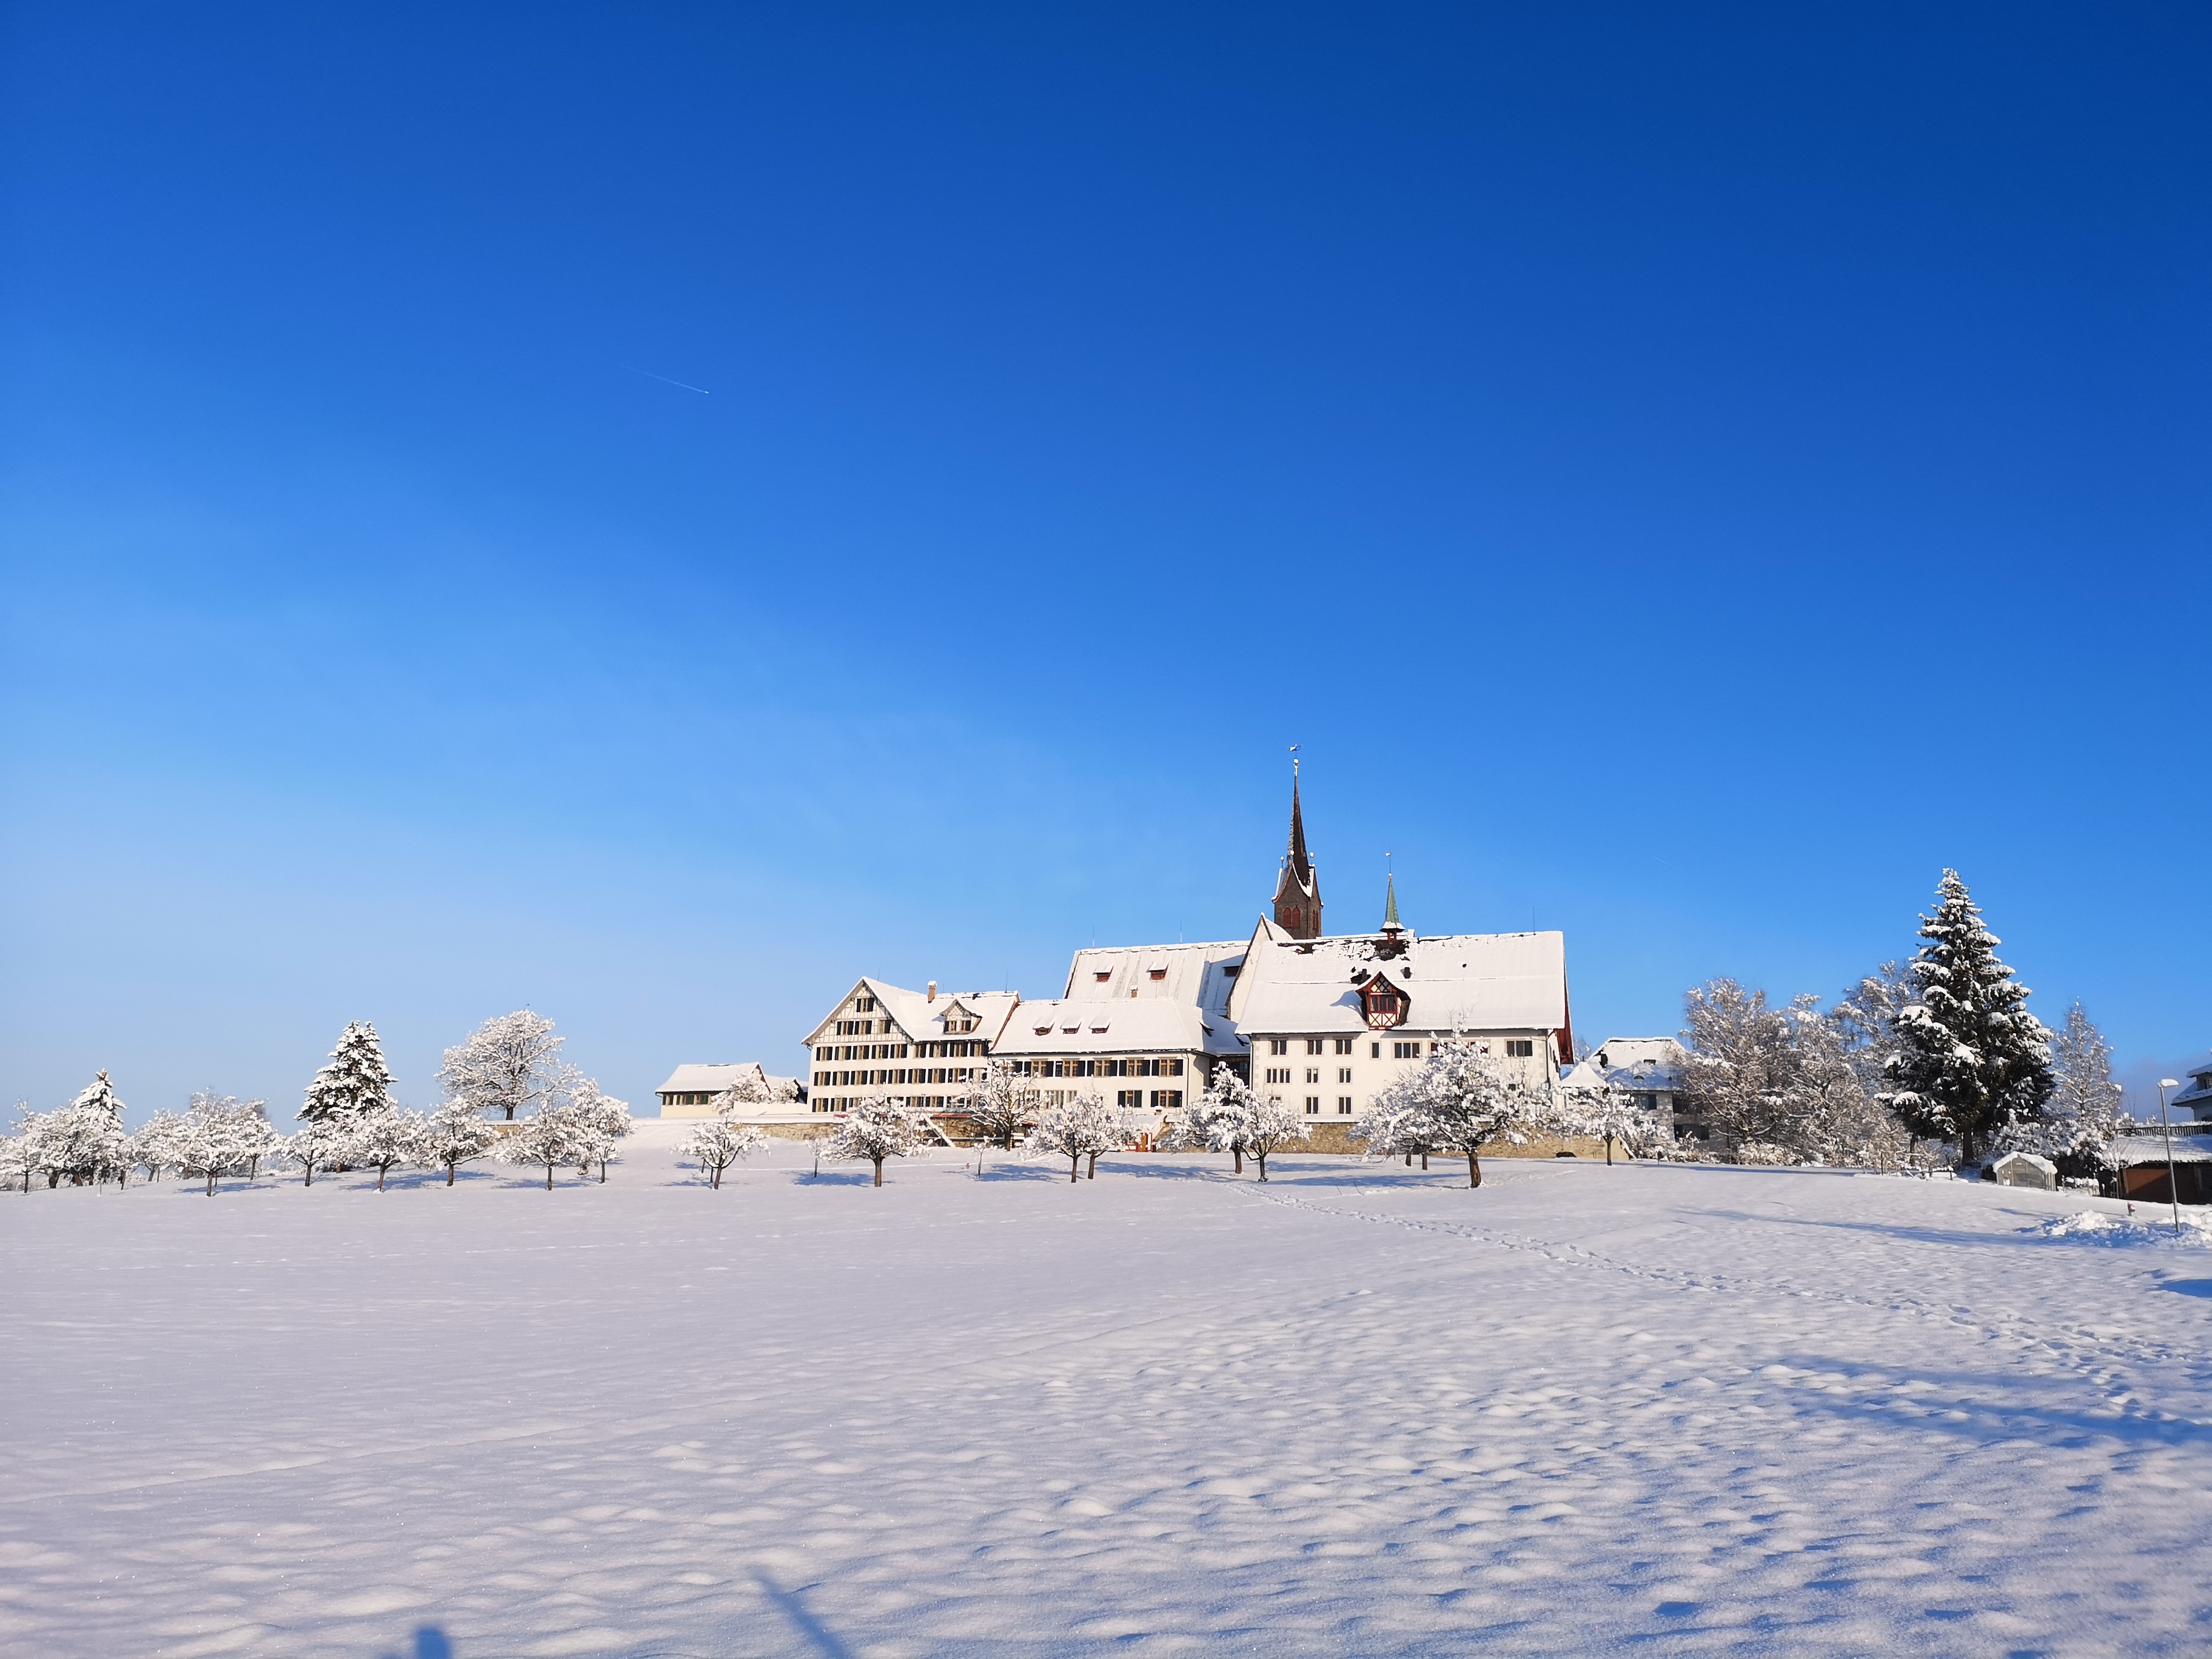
1244 1028 1557 1130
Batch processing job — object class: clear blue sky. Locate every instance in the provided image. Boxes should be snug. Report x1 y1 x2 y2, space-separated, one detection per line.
4 2 2207 1122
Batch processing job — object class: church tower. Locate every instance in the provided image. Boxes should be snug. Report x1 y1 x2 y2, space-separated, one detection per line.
1272 763 1323 939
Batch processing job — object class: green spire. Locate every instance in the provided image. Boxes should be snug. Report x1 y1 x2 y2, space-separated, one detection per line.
1382 872 1401 933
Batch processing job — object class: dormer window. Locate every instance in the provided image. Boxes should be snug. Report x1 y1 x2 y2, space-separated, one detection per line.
1148 969 1167 980
1095 972 1111 982
1361 976 1407 1030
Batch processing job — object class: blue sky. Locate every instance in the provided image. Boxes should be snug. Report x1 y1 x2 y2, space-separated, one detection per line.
4 2 2207 1122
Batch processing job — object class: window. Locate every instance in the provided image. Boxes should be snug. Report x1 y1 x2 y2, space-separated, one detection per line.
1506 1039 1535 1059
1153 1090 1183 1111
1306 1039 1325 1055
1268 1039 1289 1055
855 996 876 1013
1371 1042 1381 1059
1338 1067 1353 1084
1305 1097 1319 1115
1333 1038 1353 1055
1265 1067 1292 1085
1338 1096 1353 1114
1118 1090 1144 1108
1393 1041 1421 1059
1222 965 1239 978
1304 1067 1320 1084
1096 971 1111 982
1149 969 1167 980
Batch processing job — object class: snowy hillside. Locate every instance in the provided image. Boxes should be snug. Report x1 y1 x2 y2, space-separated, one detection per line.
5 1134 2210 1655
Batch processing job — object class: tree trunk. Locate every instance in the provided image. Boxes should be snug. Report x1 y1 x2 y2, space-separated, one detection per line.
446 1163 457 1187
1232 1148 1243 1174
1087 1151 1098 1179
377 1166 386 1191
1068 1155 1080 1182
505 1106 516 1121
873 1157 885 1187
1404 1153 1412 1167
1255 1151 1269 1182
1420 1153 1428 1170
304 1165 313 1188
545 1163 555 1190
206 1171 216 1196
1467 1152 1483 1189
1605 1134 1615 1167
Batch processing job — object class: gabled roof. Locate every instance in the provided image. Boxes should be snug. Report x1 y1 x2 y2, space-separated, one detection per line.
1229 926 1567 1035
655 1062 801 1096
1563 1036 1687 1092
804 979 1022 1047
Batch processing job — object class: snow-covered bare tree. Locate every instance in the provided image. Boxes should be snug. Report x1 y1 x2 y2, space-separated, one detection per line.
711 1072 772 1112
299 1024 398 1125
1352 1080 1439 1167
1235 1091 1310 1182
1168 1066 1257 1173
564 1081 631 1182
278 1121 355 1187
1 1107 48 1194
1560 1081 1654 1165
1884 871 2053 1163
351 1109 426 1191
687 1119 768 1188
1998 1001 2122 1182
419 1100 500 1185
958 1061 1035 1150
1834 961 1915 1097
825 1094 929 1186
183 1092 280 1184
438 1011 565 1122
1026 1091 1124 1182
494 1111 584 1189
1678 981 1800 1156
1415 1041 1555 1189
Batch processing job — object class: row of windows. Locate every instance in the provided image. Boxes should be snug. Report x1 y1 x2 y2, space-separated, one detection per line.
1011 1057 1185 1078
811 1039 985 1062
834 1019 878 1036
1301 1096 1356 1116
807 1088 1188 1116
662 1091 716 1106
1260 1035 1540 1059
812 1067 979 1088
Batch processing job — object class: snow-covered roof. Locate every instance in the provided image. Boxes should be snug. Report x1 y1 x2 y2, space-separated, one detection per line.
1228 925 1567 1037
2171 1054 2212 1117
990 999 1225 1057
806 980 1022 1047
1062 940 1247 1010
1563 1037 1687 1092
655 1062 800 1096
2110 1134 2212 1165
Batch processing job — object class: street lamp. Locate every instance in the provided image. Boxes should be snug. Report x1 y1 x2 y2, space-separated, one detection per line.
2157 1078 2184 1238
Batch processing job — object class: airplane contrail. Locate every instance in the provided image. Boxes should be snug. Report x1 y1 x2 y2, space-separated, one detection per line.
627 367 710 394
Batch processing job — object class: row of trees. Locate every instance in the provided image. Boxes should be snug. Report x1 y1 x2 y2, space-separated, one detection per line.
1675 871 2123 1177
6 1011 632 1194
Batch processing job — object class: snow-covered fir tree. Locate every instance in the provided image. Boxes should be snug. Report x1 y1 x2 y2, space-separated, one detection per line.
957 1061 1035 1150
300 1024 399 1125
437 1011 565 1122
825 1094 930 1186
32 1072 132 1187
419 1100 500 1185
1884 871 2054 1163
686 1119 767 1188
1026 1091 1125 1182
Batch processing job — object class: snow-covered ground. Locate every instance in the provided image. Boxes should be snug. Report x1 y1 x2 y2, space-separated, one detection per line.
6 1130 2211 1657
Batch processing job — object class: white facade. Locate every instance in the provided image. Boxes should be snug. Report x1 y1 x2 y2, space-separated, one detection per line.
1227 917 1570 1128
800 979 1021 1116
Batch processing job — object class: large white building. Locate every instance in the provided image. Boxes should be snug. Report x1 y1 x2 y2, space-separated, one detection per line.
782 779 1578 1151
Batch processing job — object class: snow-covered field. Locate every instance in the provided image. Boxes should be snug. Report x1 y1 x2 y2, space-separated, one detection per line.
6 1128 2211 1657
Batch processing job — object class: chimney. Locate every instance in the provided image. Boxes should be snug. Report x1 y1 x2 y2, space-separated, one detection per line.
927 981 937 1002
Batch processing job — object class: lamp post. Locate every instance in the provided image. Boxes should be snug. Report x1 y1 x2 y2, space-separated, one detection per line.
2157 1078 2184 1238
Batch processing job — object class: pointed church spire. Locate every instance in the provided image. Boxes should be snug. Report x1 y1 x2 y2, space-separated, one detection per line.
1381 870 1401 935
1272 752 1322 939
